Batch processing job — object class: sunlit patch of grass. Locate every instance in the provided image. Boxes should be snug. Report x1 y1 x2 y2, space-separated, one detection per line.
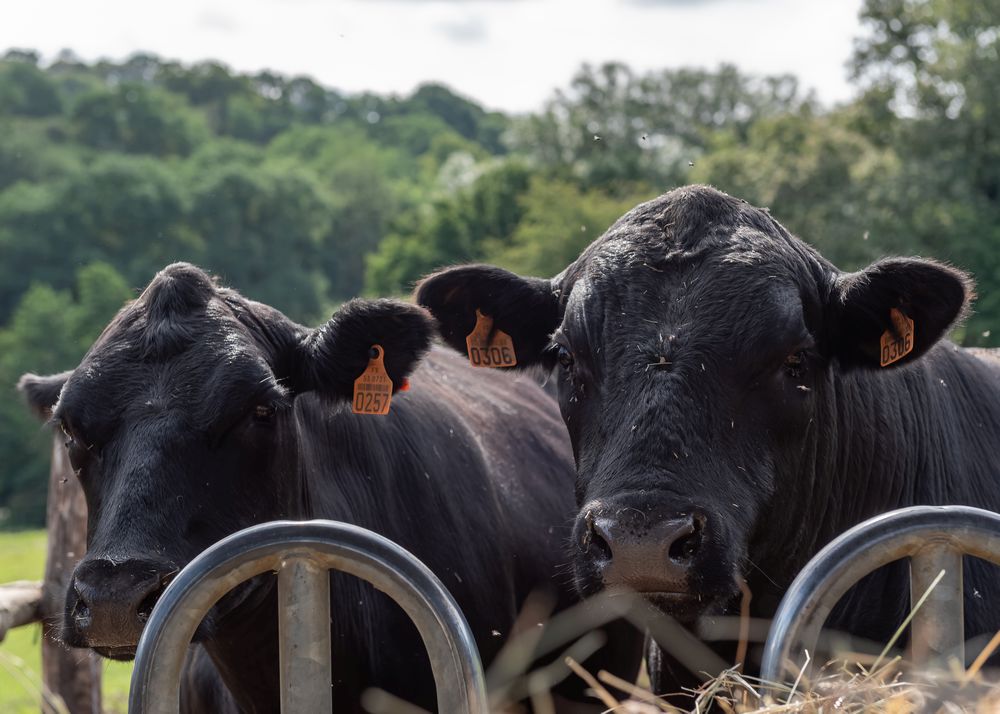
0 531 48 714
0 530 132 713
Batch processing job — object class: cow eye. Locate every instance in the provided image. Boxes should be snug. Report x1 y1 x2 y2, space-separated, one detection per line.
783 350 808 379
253 404 276 423
556 345 574 370
58 421 93 471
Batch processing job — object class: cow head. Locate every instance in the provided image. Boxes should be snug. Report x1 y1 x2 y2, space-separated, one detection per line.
416 185 971 621
19 263 433 659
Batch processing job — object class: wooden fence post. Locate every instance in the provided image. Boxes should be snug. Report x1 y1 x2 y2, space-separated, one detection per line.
40 434 101 714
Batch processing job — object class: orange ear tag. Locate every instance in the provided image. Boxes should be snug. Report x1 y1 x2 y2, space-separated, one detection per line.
465 309 517 368
880 308 915 367
352 345 393 415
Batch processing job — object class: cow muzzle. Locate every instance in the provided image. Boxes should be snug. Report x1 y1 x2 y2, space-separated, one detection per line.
573 501 712 617
65 557 178 659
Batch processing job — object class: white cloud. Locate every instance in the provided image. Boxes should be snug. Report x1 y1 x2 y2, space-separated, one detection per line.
0 0 864 112
197 9 240 34
435 15 489 43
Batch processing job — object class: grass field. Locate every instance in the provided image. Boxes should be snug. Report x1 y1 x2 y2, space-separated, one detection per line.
0 530 132 714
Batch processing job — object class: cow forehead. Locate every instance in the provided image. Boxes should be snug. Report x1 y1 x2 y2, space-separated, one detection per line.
559 248 809 371
567 231 805 319
586 218 796 274
58 302 276 429
566 183 819 292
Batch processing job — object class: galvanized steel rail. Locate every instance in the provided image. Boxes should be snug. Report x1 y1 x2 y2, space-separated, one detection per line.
128 520 488 713
761 505 1000 684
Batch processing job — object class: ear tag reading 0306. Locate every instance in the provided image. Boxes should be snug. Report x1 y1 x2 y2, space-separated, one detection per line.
880 308 915 367
466 309 516 368
353 344 393 415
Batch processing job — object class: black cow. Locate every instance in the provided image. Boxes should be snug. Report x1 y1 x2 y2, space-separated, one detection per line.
19 263 634 712
417 184 1000 682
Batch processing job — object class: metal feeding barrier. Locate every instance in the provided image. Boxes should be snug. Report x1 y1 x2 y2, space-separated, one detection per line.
761 505 1000 684
128 520 488 713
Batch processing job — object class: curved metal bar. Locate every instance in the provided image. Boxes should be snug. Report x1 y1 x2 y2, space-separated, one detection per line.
129 520 488 713
761 505 1000 685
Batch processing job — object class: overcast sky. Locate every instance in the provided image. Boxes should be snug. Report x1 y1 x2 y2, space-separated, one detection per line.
2 0 866 113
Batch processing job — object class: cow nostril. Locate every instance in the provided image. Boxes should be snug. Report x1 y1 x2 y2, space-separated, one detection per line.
668 516 705 564
669 532 699 562
580 512 613 562
589 527 613 562
73 598 92 630
136 589 162 624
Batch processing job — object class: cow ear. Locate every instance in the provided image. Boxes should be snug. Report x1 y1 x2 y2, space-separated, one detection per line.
415 264 561 367
297 299 434 400
827 258 972 370
17 371 73 420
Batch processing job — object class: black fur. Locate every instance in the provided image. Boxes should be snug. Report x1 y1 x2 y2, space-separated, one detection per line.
417 184 1000 684
21 263 629 711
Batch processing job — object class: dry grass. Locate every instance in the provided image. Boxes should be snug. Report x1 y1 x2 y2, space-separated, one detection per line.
368 653 1000 713
475 572 1000 714
362 577 1000 714
568 657 1000 714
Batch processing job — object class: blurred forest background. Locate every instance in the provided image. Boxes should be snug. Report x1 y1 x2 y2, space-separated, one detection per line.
1 0 999 526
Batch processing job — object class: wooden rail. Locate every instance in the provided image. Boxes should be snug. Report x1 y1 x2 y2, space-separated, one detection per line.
0 580 42 641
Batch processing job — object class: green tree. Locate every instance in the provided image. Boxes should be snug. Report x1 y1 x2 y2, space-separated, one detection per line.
406 83 508 153
160 60 248 106
365 201 468 297
321 157 399 299
71 262 133 351
52 155 199 279
0 263 132 526
266 125 418 298
485 177 654 277
72 82 210 155
0 284 75 526
364 161 533 294
0 120 80 190
691 111 903 270
189 163 332 321
0 54 63 117
0 155 196 319
510 62 806 190
369 112 480 159
851 0 1000 343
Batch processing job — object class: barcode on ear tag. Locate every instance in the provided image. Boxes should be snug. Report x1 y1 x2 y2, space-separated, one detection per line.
353 344 393 415
465 309 517 368
880 308 915 367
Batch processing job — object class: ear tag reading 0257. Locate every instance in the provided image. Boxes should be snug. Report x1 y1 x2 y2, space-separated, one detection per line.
466 309 516 368
880 308 915 367
353 344 393 415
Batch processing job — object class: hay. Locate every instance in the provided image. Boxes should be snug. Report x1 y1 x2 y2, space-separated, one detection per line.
566 653 1000 714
